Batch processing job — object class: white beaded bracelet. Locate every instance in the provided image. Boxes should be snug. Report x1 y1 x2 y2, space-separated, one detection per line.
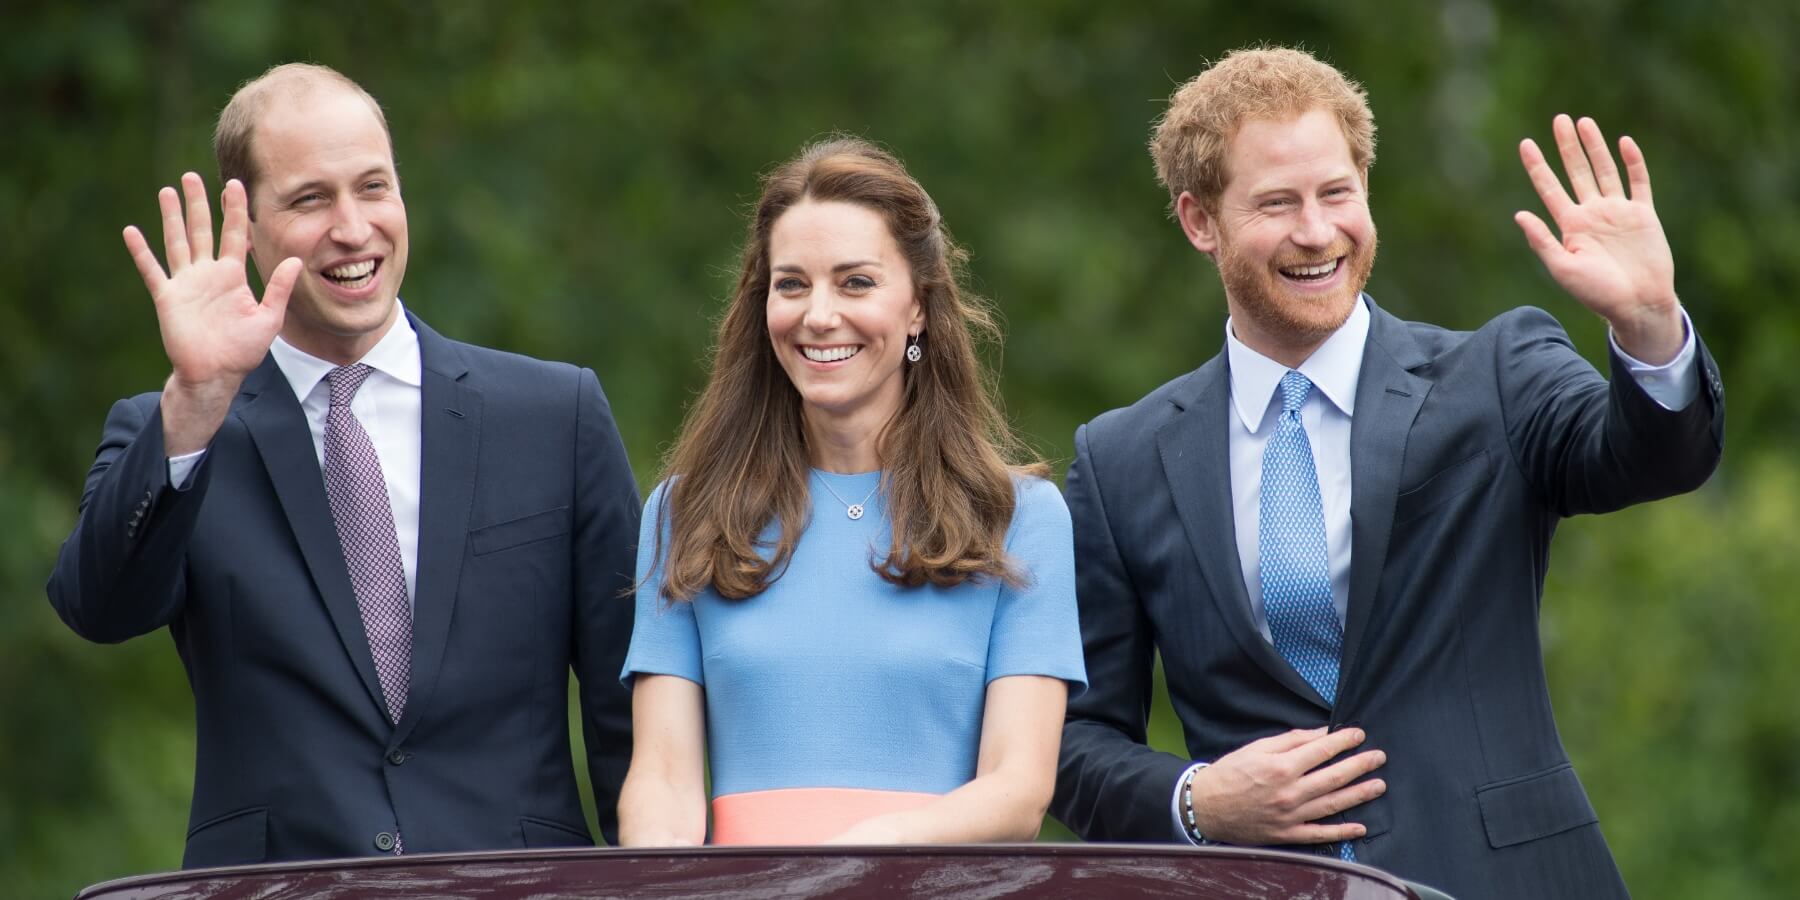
1180 766 1205 844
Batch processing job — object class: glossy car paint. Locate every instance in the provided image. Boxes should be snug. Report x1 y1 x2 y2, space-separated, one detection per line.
77 844 1424 899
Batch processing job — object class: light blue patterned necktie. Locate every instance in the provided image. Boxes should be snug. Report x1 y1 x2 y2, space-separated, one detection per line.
1258 370 1355 862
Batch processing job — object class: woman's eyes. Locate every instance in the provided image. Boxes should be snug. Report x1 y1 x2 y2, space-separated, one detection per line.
774 274 878 293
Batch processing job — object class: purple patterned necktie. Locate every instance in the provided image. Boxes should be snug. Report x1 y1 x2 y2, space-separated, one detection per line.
323 364 412 726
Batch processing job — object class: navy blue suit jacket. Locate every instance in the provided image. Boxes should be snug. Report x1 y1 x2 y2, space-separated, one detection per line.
1052 299 1723 900
48 313 640 867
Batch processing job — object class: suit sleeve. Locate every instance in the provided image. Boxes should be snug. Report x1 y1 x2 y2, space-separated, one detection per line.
1052 423 1194 841
46 395 212 643
570 368 642 846
1496 307 1723 518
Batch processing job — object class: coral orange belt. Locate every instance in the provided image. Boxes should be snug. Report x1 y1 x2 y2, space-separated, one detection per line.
711 787 938 845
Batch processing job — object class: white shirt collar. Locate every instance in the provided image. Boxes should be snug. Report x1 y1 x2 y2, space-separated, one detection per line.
1225 294 1371 432
269 300 423 401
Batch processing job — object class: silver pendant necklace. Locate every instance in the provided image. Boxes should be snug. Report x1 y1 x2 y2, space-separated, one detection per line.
816 474 881 520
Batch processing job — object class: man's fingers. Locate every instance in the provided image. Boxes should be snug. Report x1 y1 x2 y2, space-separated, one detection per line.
1515 211 1576 284
1286 726 1367 772
157 186 191 272
1576 117 1624 197
1296 749 1387 806
1517 139 1573 227
1294 776 1387 826
1302 747 1387 790
218 179 250 261
122 225 169 296
1273 821 1368 846
1514 211 1565 266
1620 135 1653 205
1552 113 1600 203
181 172 215 262
260 256 303 322
1250 727 1330 755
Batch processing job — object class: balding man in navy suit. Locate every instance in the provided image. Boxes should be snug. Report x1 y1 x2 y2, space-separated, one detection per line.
49 63 639 866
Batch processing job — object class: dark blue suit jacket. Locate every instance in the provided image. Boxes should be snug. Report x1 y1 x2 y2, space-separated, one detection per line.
48 313 640 867
1052 299 1723 900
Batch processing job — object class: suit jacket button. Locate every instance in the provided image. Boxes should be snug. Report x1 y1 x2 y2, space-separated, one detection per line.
374 831 396 851
387 750 407 765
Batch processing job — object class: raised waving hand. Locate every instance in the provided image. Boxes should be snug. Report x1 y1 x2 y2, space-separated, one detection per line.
122 173 301 454
1515 115 1684 364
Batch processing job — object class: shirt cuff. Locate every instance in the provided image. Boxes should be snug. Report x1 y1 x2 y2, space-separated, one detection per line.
1170 761 1209 845
1609 307 1699 411
168 449 207 491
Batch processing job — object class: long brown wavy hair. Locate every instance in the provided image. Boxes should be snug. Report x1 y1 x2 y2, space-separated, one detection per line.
655 137 1046 601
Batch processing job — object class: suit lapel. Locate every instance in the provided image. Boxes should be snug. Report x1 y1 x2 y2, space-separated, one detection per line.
391 315 479 747
1157 354 1329 707
238 355 390 717
1338 303 1431 700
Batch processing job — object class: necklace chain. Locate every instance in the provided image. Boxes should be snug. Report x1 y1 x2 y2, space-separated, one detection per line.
816 474 881 520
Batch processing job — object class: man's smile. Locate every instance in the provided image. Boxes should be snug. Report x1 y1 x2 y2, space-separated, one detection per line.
1278 257 1342 282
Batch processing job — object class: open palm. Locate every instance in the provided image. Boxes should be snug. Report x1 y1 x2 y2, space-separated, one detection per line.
123 173 301 388
1515 115 1679 337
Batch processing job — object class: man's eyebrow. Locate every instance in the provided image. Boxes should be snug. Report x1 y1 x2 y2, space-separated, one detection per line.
272 167 394 200
273 178 328 200
1244 184 1299 200
1245 174 1359 198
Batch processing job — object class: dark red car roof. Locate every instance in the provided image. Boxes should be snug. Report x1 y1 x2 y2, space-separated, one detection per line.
78 843 1426 899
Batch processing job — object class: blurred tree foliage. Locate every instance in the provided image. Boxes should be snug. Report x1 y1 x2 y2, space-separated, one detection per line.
3 0 1795 896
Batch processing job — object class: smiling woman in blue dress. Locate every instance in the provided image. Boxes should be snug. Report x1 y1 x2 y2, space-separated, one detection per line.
617 138 1085 846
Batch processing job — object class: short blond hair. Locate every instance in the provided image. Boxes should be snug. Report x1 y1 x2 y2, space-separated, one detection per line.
213 63 393 212
1151 46 1376 215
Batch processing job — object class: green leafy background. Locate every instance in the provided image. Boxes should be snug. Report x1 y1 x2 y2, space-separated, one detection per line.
4 2 1795 896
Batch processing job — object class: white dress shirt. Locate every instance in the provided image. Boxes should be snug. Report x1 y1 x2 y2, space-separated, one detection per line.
1227 299 1369 640
168 305 424 605
1171 296 1700 842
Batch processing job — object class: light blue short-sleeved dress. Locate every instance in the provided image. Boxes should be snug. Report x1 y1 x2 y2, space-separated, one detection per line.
622 470 1086 844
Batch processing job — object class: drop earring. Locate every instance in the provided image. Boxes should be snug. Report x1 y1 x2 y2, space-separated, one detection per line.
905 333 922 363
